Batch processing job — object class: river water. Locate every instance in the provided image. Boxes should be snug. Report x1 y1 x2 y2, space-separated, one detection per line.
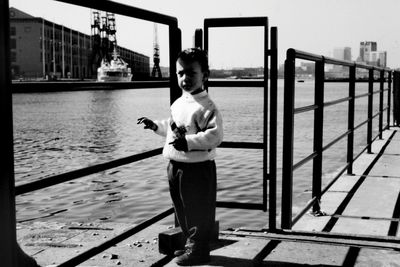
13 80 382 229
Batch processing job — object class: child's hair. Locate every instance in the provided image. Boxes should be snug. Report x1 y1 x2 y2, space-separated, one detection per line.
177 48 209 73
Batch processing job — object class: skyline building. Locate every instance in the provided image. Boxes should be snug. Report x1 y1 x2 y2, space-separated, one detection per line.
332 47 352 73
357 41 386 67
370 51 387 67
359 41 377 63
333 47 352 61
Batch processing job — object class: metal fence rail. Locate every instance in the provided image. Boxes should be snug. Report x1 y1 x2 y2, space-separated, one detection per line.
281 48 394 229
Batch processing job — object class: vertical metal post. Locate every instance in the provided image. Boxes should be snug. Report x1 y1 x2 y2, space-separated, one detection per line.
393 72 400 126
347 65 356 174
203 21 209 92
268 26 277 231
42 19 46 78
169 24 181 228
367 69 374 153
312 60 324 213
379 70 384 138
169 25 181 104
262 18 269 214
0 0 18 265
194 28 203 49
281 49 296 229
387 71 392 128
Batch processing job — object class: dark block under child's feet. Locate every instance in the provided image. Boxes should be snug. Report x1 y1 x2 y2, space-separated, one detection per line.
175 250 210 266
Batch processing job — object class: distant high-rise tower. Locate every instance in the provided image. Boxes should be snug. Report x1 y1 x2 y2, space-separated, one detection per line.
359 41 377 62
151 23 162 78
333 47 352 72
343 47 352 61
333 47 352 61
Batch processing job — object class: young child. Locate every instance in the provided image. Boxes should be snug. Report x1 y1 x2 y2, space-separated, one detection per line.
137 48 223 265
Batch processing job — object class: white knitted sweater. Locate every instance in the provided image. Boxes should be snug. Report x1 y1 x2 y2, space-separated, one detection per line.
154 90 223 163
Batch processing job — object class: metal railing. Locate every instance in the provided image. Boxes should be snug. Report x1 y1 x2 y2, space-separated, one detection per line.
2 1 279 266
281 48 394 229
202 17 278 230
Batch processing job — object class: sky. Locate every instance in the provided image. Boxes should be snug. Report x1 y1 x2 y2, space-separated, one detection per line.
9 0 400 69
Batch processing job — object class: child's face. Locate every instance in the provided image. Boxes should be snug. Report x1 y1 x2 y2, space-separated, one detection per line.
176 59 207 93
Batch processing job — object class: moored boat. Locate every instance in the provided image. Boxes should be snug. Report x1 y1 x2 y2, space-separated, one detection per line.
97 48 132 82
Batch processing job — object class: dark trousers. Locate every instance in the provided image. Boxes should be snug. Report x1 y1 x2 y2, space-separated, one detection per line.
167 160 216 250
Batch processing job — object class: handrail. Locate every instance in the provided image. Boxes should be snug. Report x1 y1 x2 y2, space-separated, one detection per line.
15 141 263 196
56 0 178 26
16 148 163 195
281 48 395 229
287 48 390 71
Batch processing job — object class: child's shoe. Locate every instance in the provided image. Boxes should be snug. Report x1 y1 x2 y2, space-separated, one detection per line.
175 249 210 266
174 249 186 256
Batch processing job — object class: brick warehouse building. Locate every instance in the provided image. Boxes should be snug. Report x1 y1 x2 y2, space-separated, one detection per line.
9 7 150 80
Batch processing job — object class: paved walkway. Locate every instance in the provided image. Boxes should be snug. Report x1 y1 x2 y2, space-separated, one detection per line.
18 127 400 266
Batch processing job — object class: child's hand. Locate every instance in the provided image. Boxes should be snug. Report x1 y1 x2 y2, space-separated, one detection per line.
137 117 158 131
169 137 188 152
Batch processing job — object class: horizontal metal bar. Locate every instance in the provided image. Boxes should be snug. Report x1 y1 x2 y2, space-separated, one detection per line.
294 104 318 114
207 80 265 87
372 89 382 95
204 17 268 27
322 130 351 152
293 152 318 171
354 119 369 131
16 141 264 196
56 0 178 26
324 96 351 108
216 201 265 210
371 112 380 120
325 78 389 83
12 81 170 93
16 148 163 195
287 48 323 62
354 92 370 100
287 48 390 71
352 112 380 136
58 207 174 267
219 141 264 149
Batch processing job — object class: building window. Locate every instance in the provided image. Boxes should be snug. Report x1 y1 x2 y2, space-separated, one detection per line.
10 38 16 49
10 51 16 63
10 26 16 35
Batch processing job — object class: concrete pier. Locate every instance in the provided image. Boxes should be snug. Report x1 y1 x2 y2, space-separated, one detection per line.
18 126 400 266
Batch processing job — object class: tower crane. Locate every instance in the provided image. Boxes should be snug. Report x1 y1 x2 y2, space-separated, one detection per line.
151 23 162 78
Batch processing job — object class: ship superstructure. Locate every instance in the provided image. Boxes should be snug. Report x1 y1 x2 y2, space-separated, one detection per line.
91 10 132 82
